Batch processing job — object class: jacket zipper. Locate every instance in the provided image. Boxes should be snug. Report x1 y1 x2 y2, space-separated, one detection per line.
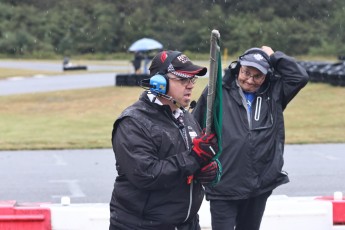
238 89 252 129
239 91 263 128
165 111 194 224
179 120 193 223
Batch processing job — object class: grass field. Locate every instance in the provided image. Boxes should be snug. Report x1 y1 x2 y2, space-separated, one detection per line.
0 75 344 150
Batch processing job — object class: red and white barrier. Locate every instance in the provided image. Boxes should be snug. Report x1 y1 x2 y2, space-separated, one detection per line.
0 200 51 230
316 192 345 227
1 195 345 230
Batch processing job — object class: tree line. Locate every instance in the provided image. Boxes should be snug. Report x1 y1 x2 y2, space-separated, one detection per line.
0 0 344 58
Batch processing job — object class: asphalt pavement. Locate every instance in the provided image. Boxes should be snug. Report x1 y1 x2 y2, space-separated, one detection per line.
0 144 344 204
0 60 127 72
0 60 131 96
0 73 116 95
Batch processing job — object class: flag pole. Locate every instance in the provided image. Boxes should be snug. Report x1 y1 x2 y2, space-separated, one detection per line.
206 30 220 135
186 30 222 185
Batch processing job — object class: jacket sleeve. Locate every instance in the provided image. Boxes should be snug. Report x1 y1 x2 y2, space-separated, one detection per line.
112 117 201 190
191 86 208 128
270 51 309 109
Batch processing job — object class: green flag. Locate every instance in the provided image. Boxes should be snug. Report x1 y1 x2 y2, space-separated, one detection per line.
213 50 223 160
209 47 223 186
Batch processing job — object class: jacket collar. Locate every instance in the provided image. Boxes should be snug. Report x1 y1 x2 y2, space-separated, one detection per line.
140 91 173 114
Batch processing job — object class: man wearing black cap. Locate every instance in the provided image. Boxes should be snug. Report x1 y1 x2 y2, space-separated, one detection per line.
192 46 309 230
109 50 220 230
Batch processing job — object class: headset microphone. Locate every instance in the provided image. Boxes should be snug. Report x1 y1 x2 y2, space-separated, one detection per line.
188 100 196 111
155 92 186 112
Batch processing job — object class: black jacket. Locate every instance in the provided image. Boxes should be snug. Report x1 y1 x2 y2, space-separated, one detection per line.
110 91 204 229
192 51 309 200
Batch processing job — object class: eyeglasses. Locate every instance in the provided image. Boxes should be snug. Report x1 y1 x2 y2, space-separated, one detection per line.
240 67 265 82
169 76 198 85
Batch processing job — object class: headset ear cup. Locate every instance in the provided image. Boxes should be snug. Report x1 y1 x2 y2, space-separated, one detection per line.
229 61 240 76
267 69 272 79
149 74 169 94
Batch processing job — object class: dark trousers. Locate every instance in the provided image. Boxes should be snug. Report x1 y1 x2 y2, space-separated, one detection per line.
210 191 272 230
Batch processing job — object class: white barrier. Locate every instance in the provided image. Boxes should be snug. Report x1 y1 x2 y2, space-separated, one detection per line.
261 196 333 230
45 203 109 230
199 195 334 230
4 195 342 230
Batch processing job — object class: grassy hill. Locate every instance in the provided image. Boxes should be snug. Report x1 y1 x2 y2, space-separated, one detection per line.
0 77 344 150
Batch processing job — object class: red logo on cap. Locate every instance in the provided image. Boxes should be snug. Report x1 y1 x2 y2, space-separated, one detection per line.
160 51 168 63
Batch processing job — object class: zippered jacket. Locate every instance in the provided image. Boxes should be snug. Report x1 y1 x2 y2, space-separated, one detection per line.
192 51 309 200
110 91 204 229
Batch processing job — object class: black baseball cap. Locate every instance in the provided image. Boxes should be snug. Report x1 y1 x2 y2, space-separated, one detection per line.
149 50 207 78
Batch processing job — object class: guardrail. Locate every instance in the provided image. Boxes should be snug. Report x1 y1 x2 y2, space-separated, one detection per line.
115 73 150 86
298 60 345 87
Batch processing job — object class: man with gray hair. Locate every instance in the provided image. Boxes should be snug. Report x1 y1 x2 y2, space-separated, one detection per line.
192 46 309 230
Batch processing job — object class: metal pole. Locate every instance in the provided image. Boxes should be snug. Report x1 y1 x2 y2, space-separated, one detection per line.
205 29 220 135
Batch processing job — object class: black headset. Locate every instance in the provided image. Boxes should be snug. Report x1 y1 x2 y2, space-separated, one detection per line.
141 51 182 95
230 48 274 79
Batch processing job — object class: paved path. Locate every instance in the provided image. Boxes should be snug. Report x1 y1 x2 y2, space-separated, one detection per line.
273 143 345 197
0 60 127 72
0 60 133 96
0 73 116 95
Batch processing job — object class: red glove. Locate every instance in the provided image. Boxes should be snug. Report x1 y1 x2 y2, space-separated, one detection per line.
192 133 218 166
195 161 219 185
